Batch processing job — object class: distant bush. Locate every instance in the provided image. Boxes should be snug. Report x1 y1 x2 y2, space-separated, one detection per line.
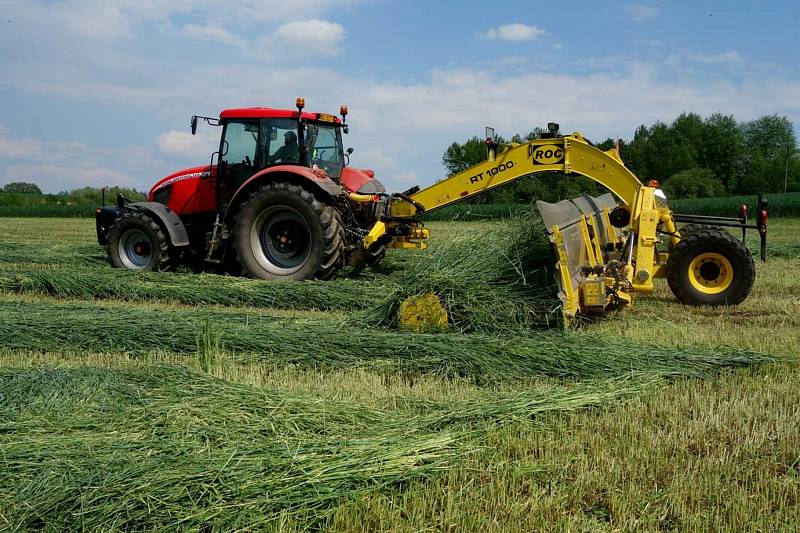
1 182 42 194
0 186 146 217
663 168 726 199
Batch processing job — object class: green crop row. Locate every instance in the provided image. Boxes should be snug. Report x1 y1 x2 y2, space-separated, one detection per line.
0 204 97 218
420 192 800 221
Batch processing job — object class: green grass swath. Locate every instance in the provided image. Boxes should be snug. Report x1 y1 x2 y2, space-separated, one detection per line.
366 212 562 332
0 268 392 311
0 365 651 530
0 299 773 380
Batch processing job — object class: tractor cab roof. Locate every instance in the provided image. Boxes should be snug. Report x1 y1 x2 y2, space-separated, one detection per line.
219 107 342 124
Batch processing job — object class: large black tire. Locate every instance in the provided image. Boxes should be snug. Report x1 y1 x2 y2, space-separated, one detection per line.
106 211 173 271
679 223 722 237
233 182 345 280
666 228 755 306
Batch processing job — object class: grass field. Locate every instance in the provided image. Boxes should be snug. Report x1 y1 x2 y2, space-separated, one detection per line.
1 216 799 530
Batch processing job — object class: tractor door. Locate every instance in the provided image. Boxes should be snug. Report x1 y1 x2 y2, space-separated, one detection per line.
217 119 261 210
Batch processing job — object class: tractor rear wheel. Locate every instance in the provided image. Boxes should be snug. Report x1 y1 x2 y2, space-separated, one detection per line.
107 211 173 271
233 182 345 280
666 227 755 306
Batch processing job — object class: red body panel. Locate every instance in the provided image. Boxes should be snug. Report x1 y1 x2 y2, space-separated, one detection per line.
340 167 375 193
219 107 341 123
149 165 217 216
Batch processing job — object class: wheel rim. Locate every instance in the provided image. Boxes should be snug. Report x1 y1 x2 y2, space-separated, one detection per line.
688 252 733 294
118 229 153 269
250 205 312 275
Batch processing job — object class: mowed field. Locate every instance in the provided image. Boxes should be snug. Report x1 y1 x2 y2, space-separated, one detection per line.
1 216 799 531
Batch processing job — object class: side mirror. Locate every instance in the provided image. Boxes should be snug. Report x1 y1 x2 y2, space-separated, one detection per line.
191 116 198 135
221 140 229 157
346 147 354 155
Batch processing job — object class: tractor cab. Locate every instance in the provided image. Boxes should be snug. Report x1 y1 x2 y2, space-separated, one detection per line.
212 101 347 209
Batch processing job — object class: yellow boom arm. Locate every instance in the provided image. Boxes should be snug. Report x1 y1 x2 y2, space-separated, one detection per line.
393 133 641 213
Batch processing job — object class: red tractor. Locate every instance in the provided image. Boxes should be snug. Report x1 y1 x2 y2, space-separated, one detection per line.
96 99 397 280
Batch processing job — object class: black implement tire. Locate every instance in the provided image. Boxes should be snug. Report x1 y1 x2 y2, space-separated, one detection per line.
364 244 386 267
233 182 345 280
106 211 173 271
678 223 723 237
666 228 755 306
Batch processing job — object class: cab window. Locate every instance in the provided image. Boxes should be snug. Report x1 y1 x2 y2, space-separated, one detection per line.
264 118 300 165
221 120 259 166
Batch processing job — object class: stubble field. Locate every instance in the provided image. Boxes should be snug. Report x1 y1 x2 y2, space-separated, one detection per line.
0 215 798 531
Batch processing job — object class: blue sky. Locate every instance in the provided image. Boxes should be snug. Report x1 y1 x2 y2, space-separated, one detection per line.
0 0 798 193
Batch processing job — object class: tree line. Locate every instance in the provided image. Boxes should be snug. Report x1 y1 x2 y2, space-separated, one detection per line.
441 112 798 203
0 184 146 206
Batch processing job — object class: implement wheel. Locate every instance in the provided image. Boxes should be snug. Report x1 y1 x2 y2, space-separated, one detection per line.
666 228 755 306
234 182 345 280
678 223 723 237
107 211 173 271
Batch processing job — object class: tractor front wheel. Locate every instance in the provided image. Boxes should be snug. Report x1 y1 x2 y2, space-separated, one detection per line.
107 211 173 271
666 228 755 306
233 182 345 280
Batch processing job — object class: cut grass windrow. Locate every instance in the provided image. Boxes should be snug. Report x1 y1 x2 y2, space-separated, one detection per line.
0 242 105 266
0 365 652 530
0 299 774 381
0 268 393 312
366 212 561 332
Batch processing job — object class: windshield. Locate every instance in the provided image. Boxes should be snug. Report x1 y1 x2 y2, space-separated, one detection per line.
305 122 344 179
261 119 344 179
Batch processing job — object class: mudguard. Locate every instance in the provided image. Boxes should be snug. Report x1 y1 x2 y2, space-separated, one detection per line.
128 202 190 247
223 165 341 223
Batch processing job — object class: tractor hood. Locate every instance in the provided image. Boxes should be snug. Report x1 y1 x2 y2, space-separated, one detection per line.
340 166 386 195
149 165 216 198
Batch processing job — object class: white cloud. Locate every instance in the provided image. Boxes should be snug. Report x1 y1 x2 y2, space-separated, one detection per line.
272 19 346 54
689 51 745 64
7 59 800 193
479 23 545 42
0 126 174 192
59 3 132 39
156 129 219 158
0 131 42 158
388 171 419 186
180 24 245 48
5 162 138 189
625 3 659 22
356 147 395 170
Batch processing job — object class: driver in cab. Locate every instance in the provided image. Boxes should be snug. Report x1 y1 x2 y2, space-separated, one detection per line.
269 131 299 164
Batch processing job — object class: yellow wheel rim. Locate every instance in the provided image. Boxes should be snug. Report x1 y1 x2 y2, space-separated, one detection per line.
688 252 733 294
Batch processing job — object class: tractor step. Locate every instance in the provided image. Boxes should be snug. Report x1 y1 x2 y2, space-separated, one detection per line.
205 216 229 262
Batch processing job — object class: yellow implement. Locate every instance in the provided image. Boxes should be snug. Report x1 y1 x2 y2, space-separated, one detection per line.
367 125 767 323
